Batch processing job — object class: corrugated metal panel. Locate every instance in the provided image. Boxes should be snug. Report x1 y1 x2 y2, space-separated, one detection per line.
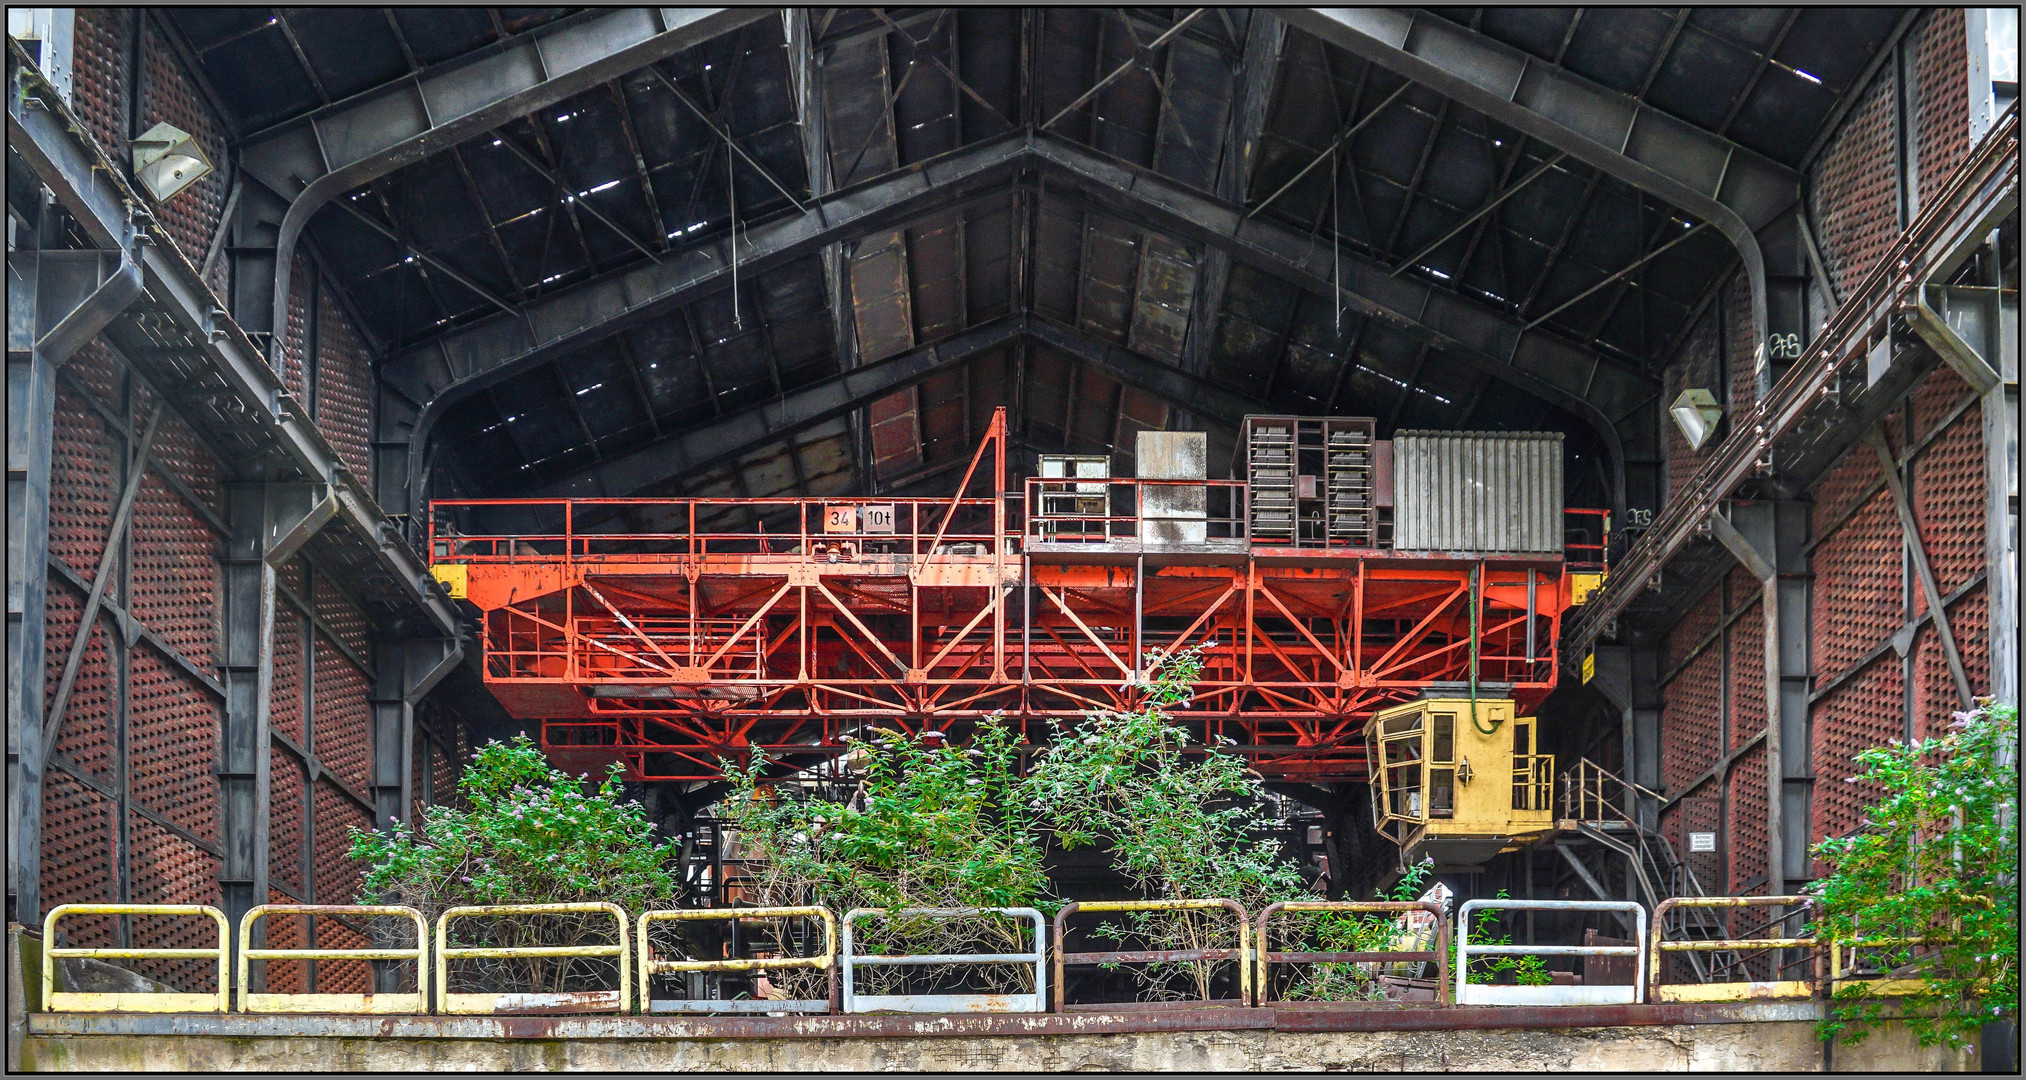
1392 431 1562 553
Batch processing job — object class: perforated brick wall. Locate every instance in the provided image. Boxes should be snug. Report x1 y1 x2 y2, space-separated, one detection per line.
127 817 221 991
1726 570 1764 751
1812 64 1898 300
1722 275 1757 413
39 772 116 946
270 612 306 744
127 468 218 671
313 784 372 912
258 897 308 994
42 587 111 778
127 648 220 847
314 276 377 482
1726 744 1768 895
1914 9 1971 202
1663 309 1721 503
280 253 311 401
315 576 373 664
137 15 229 278
1810 661 1903 866
269 750 306 899
1661 588 1723 797
314 639 374 795
68 9 132 164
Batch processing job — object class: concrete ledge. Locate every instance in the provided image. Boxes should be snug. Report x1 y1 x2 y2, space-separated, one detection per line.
24 999 1821 1039
17 1003 1982 1072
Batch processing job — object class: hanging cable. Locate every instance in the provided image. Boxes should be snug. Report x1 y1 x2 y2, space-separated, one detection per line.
1332 145 1341 335
728 137 741 330
1470 562 1502 735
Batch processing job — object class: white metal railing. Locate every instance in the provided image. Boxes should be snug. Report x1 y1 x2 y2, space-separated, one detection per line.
841 907 1046 1014
1454 899 1647 1005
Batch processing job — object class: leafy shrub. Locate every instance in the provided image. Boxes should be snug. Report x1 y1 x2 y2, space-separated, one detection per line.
720 719 1046 998
1807 702 2018 1051
1021 647 1310 1001
1456 890 1551 986
347 735 683 994
1278 861 1439 1002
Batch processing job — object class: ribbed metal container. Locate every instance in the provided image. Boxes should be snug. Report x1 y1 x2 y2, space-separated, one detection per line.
1392 431 1563 553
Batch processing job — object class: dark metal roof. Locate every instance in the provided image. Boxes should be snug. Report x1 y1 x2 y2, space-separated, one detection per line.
164 8 1909 513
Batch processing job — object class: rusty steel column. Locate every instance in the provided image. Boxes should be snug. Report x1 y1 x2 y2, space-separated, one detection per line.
220 483 336 965
6 192 143 924
1710 500 1809 896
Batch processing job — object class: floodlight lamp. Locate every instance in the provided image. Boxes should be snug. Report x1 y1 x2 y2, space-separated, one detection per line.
131 122 214 203
1669 388 1723 451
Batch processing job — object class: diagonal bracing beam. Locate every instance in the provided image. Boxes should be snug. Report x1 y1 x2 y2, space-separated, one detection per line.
1277 8 1801 389
236 8 773 365
390 132 1659 518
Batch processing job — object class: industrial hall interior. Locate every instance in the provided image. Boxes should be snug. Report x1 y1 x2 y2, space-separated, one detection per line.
4 5 2019 1073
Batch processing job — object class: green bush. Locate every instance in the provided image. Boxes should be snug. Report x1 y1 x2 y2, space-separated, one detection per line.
347 735 683 993
720 718 1046 997
1807 702 2018 1051
1020 646 1310 1001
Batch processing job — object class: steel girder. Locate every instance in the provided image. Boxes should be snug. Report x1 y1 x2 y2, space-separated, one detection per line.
388 132 1659 520
523 314 1275 503
528 315 1028 499
4 200 145 927
518 307 1280 500
377 134 1035 517
7 42 459 641
1564 108 2018 658
234 8 773 361
1181 12 1285 383
1277 8 1803 396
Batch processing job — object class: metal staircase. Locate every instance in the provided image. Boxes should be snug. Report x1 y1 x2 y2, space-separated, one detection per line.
1559 759 1733 983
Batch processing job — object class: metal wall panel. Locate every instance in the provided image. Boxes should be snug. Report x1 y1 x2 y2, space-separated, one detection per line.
1136 430 1206 545
1392 431 1563 553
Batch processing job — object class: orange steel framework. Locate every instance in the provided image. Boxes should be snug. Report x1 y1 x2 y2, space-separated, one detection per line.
429 409 1606 783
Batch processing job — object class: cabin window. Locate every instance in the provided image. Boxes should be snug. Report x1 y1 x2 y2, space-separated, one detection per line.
1429 768 1455 817
1432 713 1454 763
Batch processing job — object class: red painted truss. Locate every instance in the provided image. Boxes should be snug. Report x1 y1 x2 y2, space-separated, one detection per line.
431 411 1602 783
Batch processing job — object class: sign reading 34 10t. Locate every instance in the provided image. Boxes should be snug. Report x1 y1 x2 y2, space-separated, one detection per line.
824 504 896 534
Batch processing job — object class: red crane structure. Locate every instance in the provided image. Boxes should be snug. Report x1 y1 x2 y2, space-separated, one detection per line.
428 409 1608 783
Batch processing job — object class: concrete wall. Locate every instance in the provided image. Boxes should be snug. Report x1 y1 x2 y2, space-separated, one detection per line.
15 1007 1983 1073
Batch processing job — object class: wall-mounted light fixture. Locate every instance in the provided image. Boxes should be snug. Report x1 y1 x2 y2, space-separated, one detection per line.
1669 388 1723 451
131 122 213 203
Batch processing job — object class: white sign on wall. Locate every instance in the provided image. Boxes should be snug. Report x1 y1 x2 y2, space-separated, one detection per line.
1688 832 1717 853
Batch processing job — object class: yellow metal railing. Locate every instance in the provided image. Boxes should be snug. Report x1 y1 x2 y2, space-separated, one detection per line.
1256 900 1450 1005
1649 897 1815 1003
238 905 429 1014
436 902 631 1015
1052 899 1252 1010
638 907 836 1013
1829 936 1950 998
42 904 232 1013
